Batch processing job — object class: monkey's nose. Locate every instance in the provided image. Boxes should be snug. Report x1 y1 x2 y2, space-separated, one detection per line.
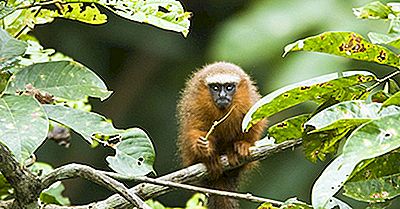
216 98 231 109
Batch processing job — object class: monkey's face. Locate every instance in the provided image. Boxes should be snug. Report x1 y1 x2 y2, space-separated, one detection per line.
208 83 236 109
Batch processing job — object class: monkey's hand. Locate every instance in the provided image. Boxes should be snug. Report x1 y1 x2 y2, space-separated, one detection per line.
234 141 252 157
196 136 215 157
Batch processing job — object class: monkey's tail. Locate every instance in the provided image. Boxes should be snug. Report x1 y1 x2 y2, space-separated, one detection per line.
206 168 241 209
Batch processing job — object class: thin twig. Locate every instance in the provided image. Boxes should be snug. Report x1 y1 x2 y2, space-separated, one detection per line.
366 70 400 92
41 164 151 209
204 105 236 140
88 138 303 209
100 172 284 206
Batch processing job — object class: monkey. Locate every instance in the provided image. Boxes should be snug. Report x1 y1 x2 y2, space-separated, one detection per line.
177 62 266 209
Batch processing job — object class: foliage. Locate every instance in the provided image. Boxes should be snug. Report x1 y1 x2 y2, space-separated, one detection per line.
243 1 400 208
146 193 207 209
0 0 190 206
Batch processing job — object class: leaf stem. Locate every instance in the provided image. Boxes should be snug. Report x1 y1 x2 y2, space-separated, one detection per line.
204 105 236 141
367 70 400 92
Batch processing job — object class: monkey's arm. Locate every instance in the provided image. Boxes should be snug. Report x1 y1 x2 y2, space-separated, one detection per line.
181 129 223 178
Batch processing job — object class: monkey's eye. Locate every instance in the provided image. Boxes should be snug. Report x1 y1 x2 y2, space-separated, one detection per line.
226 84 235 92
210 84 219 92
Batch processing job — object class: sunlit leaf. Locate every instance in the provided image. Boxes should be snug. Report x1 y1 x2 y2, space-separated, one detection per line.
37 3 107 25
268 114 309 143
383 91 400 107
5 61 112 101
352 1 394 19
0 95 48 163
312 155 359 209
106 128 155 176
345 152 400 204
368 32 400 49
312 113 400 209
242 71 375 132
344 173 400 203
342 114 400 159
284 32 400 68
185 193 207 208
67 0 191 37
280 197 313 209
305 101 400 133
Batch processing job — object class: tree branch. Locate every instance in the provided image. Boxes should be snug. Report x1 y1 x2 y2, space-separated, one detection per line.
0 138 302 209
0 143 42 209
41 164 151 209
88 138 302 209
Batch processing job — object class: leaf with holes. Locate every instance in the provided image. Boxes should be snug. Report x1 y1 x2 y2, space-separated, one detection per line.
67 0 191 37
242 71 375 132
344 152 400 203
106 128 155 176
0 95 48 163
305 101 400 133
312 113 400 209
37 3 107 25
43 105 120 144
283 32 400 68
0 27 27 64
5 61 112 101
344 173 400 203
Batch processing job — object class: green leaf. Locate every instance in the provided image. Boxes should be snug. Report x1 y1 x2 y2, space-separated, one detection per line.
268 114 309 143
37 3 107 25
242 71 375 132
40 182 70 205
280 198 313 209
367 32 400 49
0 71 11 93
43 105 155 176
283 32 400 68
383 91 400 107
185 193 207 208
344 173 400 203
342 113 400 159
303 128 352 162
305 101 400 133
352 1 394 19
312 155 359 209
145 199 166 209
43 105 119 144
106 128 155 176
5 61 112 101
0 95 48 163
29 162 70 205
0 173 12 200
0 27 27 63
344 152 400 204
68 0 191 37
312 113 400 209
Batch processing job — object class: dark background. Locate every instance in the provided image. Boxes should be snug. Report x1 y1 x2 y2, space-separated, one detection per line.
33 0 398 208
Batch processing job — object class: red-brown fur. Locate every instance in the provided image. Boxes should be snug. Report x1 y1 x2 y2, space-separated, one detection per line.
177 62 266 209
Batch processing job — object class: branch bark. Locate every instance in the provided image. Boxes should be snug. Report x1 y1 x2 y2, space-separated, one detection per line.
0 138 302 209
0 143 42 209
